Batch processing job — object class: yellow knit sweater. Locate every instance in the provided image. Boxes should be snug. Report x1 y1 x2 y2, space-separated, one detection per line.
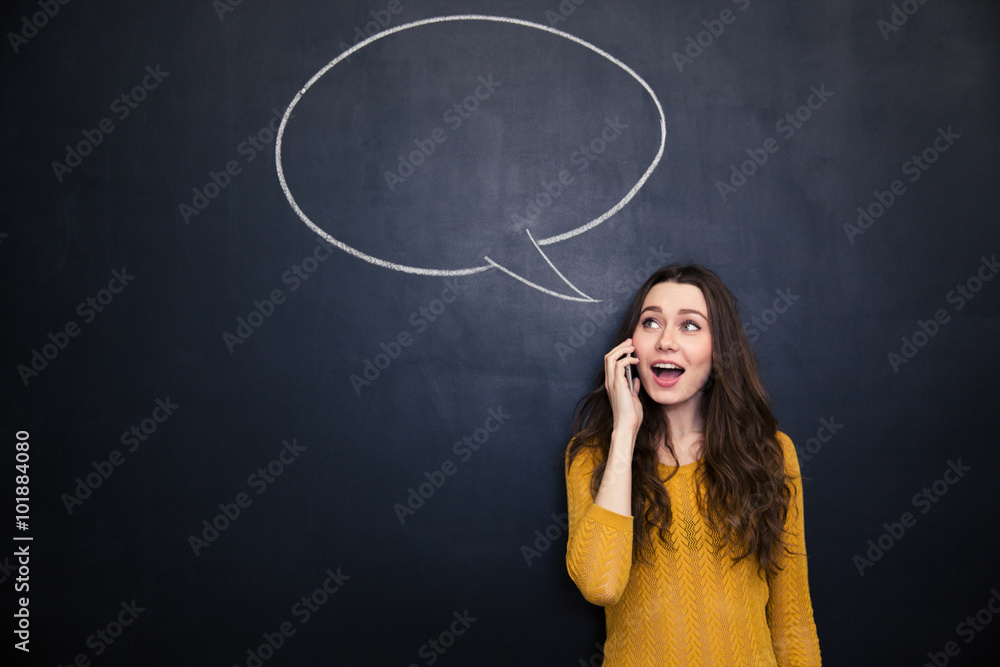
565 432 821 666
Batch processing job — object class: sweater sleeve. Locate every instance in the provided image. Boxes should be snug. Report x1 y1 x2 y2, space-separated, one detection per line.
767 432 822 666
565 444 634 606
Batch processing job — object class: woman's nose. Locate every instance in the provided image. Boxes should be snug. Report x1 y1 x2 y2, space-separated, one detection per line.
657 326 677 351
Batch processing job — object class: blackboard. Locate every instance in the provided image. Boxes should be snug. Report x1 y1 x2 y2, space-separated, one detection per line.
3 0 999 664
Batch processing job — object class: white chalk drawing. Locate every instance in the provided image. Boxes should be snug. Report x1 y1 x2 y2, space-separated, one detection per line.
275 14 666 302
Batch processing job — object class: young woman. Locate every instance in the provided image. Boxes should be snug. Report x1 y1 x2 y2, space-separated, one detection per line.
565 265 821 666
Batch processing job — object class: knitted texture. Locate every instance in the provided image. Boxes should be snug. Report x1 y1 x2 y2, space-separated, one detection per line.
566 432 821 666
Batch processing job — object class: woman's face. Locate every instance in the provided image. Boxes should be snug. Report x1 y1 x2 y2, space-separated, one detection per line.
631 281 713 411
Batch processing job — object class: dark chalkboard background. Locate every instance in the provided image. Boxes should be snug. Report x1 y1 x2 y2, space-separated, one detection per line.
3 0 999 665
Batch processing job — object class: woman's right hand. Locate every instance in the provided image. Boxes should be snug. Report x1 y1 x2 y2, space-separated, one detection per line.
594 339 644 516
604 339 643 440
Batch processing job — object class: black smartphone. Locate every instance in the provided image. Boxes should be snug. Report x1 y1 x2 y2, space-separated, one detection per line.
625 352 635 395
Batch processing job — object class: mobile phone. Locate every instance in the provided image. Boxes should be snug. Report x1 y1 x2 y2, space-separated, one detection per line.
625 353 635 395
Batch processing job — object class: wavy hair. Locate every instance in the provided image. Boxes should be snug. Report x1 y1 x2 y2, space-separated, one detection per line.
567 265 793 577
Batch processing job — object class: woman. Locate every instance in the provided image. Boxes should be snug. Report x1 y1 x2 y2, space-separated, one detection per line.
565 264 821 666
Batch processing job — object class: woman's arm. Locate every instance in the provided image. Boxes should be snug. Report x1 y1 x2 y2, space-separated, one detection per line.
565 340 642 606
766 432 822 666
595 338 643 514
593 427 638 514
565 446 634 606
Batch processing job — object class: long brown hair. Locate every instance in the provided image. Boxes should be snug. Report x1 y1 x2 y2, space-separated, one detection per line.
567 265 793 577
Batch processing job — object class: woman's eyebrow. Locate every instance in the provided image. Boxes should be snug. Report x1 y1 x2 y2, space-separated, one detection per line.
640 306 707 319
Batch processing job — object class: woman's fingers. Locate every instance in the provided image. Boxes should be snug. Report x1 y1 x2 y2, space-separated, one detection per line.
605 339 640 402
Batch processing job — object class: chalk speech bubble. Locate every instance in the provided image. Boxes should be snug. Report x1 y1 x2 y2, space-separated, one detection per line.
275 14 666 301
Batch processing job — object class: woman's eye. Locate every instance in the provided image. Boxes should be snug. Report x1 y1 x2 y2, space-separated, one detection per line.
681 320 701 331
642 317 661 329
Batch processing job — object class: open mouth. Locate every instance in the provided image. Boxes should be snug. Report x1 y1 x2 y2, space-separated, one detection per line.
652 362 684 381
